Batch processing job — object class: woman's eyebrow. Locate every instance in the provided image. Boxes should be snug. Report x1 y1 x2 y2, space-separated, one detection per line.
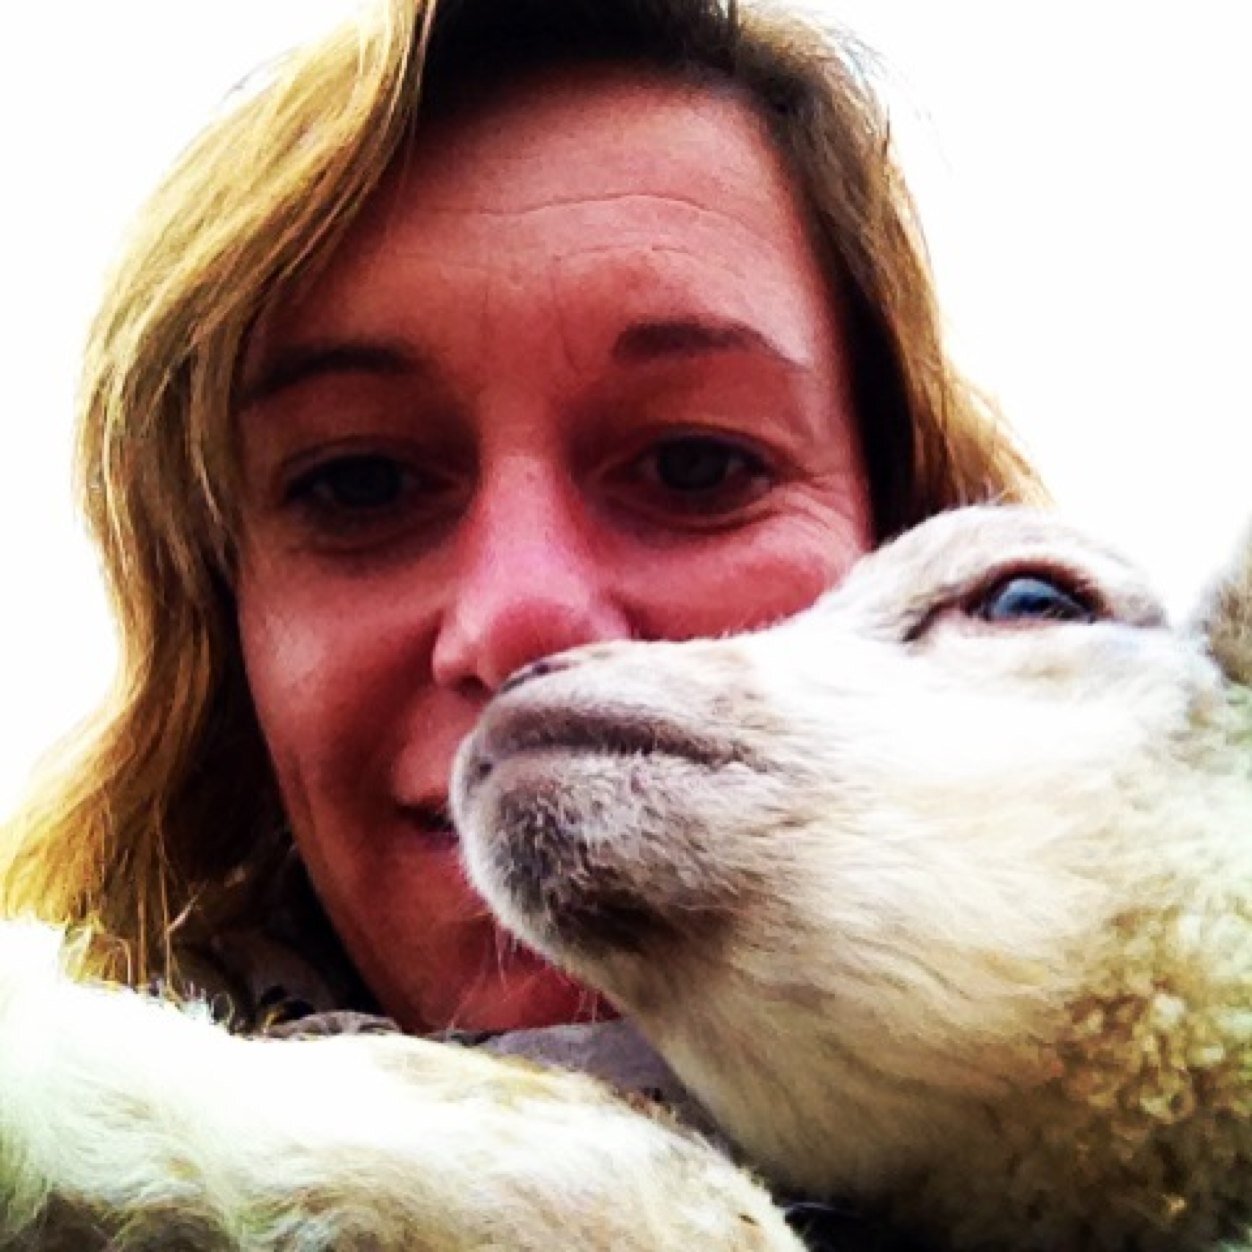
238 339 431 407
611 318 807 372
239 319 804 408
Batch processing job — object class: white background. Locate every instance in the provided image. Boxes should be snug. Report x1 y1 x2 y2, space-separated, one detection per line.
1 2 1249 815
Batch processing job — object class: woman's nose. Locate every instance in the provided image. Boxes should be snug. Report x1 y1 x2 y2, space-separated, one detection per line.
430 462 631 693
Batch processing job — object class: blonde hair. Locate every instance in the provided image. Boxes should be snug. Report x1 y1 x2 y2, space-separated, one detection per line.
1 0 1042 986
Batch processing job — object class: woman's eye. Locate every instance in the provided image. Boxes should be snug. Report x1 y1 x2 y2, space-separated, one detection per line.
280 453 451 546
628 435 772 516
289 454 407 512
653 438 747 492
973 575 1097 625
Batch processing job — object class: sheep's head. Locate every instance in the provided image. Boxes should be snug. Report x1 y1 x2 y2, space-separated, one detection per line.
452 506 1252 1248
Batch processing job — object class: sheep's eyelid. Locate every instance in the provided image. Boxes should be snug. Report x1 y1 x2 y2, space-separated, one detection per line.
902 562 1109 644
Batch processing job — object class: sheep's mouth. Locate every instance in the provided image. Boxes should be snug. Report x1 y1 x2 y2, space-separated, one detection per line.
456 701 757 960
471 703 756 780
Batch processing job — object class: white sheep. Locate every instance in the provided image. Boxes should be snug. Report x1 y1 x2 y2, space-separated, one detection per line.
453 505 1252 1252
0 917 800 1249
5 503 1249 1250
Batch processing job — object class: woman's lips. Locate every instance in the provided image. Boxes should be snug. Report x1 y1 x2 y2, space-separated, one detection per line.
401 800 460 849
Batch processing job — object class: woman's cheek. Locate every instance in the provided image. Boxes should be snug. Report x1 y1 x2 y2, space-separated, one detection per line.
236 563 411 813
623 506 869 641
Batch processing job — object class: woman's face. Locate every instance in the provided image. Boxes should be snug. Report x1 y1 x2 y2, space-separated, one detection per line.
235 70 871 1033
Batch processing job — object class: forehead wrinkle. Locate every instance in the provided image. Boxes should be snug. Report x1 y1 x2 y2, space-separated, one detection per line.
410 188 779 226
336 188 797 293
376 190 808 282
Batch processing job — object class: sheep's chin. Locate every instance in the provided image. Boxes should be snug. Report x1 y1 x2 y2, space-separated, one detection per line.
456 727 753 974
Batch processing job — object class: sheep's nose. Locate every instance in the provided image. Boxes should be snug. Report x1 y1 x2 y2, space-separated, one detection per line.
497 653 577 696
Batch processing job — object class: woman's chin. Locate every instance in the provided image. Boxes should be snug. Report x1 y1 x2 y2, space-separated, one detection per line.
339 834 617 1034
439 941 618 1034
371 903 618 1034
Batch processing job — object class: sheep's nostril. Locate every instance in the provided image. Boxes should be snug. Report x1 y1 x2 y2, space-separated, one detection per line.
498 655 572 696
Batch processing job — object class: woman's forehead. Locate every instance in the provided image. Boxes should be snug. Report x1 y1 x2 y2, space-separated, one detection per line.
394 68 775 200
245 67 836 386
357 69 811 260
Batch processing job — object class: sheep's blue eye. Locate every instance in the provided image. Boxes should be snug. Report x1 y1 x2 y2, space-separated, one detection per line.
976 576 1095 624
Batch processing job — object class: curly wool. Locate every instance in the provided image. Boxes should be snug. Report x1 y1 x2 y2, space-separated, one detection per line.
906 903 1252 1251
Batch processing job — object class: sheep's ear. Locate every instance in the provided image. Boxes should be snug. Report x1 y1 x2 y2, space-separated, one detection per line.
1190 522 1252 688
